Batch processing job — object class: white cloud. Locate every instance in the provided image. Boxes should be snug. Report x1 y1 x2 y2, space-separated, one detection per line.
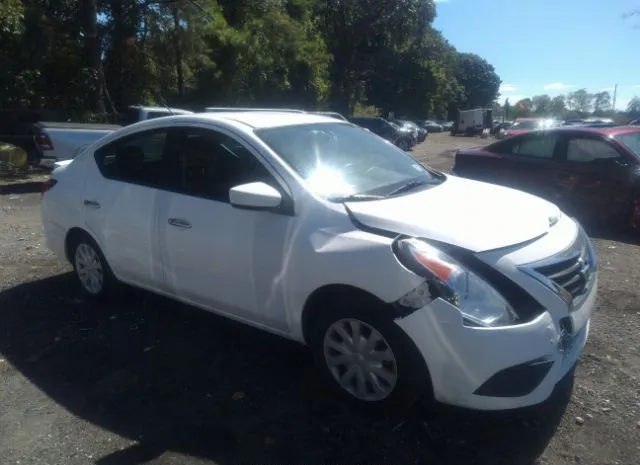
498 94 525 105
543 82 573 91
615 99 630 111
499 84 517 93
599 87 615 92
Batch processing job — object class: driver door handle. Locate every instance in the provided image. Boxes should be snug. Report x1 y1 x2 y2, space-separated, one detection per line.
83 199 101 209
168 218 192 229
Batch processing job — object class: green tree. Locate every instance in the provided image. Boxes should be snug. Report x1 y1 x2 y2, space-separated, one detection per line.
315 0 436 113
592 91 612 115
455 53 501 109
531 94 551 115
513 98 532 117
628 96 640 116
0 0 23 34
566 88 593 114
550 95 566 116
0 0 502 123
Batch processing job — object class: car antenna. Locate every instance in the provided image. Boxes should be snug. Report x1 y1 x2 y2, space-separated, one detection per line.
158 95 174 115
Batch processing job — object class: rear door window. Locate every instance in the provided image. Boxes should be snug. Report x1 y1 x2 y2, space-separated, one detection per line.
566 138 621 163
94 129 176 188
510 133 558 159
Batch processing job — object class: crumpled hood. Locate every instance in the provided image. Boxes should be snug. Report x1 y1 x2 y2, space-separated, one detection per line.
345 175 561 252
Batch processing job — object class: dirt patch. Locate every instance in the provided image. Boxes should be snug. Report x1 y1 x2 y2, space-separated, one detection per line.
411 132 487 172
0 138 639 464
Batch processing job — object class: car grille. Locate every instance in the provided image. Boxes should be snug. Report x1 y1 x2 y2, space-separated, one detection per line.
525 228 596 310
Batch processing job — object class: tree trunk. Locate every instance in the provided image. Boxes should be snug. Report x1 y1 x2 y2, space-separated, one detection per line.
172 5 185 98
81 0 105 114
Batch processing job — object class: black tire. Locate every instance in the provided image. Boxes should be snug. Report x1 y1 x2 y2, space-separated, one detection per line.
69 233 120 300
308 298 431 413
609 201 635 233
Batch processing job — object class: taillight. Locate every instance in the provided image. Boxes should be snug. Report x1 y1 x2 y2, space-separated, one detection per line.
35 132 54 151
41 179 57 197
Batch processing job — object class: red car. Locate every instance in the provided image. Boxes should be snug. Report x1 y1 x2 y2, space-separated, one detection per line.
452 126 640 230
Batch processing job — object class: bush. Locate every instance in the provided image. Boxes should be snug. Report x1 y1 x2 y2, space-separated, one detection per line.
352 102 381 117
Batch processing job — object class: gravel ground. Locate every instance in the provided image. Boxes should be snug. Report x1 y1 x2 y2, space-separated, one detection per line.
0 133 639 464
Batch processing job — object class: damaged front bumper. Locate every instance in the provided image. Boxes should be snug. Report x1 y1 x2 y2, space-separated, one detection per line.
394 276 596 411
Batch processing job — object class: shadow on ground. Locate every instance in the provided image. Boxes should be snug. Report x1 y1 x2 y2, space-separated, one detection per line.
588 226 640 247
0 181 43 195
0 273 573 464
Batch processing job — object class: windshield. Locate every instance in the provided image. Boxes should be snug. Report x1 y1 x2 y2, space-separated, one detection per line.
615 131 640 157
511 120 540 130
255 123 440 201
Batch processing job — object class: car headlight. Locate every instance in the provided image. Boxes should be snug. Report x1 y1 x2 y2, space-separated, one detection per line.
393 238 519 327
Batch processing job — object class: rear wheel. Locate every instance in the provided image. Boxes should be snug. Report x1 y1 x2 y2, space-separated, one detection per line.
70 233 119 299
309 300 430 412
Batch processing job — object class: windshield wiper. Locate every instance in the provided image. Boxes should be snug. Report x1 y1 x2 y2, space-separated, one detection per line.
328 193 385 202
385 179 433 197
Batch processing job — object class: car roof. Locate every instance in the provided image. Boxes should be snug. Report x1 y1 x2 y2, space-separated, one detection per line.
496 125 640 140
550 125 640 136
130 105 192 114
164 111 347 129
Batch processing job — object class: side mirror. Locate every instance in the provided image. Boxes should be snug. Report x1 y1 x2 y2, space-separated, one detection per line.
229 182 282 210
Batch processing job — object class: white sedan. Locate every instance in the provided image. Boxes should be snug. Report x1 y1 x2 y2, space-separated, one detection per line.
42 111 597 411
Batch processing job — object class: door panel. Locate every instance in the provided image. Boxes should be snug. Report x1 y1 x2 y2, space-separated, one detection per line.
158 192 257 315
486 133 561 202
158 126 292 330
554 135 634 221
82 128 176 290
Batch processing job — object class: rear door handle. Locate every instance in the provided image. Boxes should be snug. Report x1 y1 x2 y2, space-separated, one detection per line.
168 218 192 229
83 199 101 209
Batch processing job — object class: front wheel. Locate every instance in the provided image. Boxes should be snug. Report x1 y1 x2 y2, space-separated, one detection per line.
400 138 412 151
609 200 636 233
309 303 430 412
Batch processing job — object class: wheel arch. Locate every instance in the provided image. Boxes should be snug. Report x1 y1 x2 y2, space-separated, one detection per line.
301 283 435 406
300 284 394 345
64 226 100 263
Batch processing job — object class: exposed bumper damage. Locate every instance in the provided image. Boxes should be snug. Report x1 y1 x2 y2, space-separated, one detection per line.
394 277 596 411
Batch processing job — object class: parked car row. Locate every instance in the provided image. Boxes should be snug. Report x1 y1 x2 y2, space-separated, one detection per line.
32 107 444 169
42 110 597 414
347 117 418 151
494 117 620 142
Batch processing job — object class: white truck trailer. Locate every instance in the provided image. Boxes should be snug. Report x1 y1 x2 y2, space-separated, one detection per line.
451 108 493 137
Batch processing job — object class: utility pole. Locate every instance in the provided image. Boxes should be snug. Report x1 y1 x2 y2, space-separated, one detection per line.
612 84 618 113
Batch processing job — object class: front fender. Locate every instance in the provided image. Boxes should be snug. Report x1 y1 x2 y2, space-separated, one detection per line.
284 224 423 341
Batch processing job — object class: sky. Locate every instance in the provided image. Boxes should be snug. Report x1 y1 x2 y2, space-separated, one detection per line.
433 0 640 111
